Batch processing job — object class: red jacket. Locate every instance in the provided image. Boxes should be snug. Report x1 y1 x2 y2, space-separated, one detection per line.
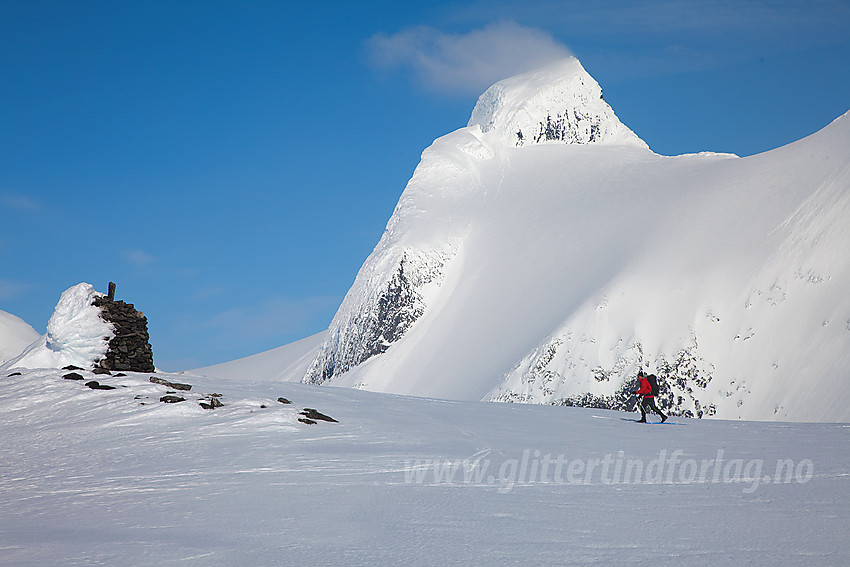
636 376 653 397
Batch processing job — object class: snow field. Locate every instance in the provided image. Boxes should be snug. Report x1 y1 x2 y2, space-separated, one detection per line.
1 366 848 566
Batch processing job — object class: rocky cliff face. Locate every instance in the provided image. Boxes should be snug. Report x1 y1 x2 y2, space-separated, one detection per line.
303 248 452 385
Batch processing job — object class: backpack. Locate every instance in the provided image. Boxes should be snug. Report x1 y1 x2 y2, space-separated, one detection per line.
647 374 660 397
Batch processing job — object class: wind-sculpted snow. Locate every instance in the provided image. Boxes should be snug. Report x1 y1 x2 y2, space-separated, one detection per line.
1 283 113 371
3 365 849 565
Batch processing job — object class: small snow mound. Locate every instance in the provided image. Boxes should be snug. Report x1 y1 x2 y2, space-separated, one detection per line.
468 57 648 149
664 151 740 159
0 310 41 364
1 283 114 371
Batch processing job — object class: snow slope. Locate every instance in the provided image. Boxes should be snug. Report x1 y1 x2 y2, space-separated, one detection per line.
195 331 325 382
1 366 848 566
285 57 850 422
303 56 645 389
0 309 40 364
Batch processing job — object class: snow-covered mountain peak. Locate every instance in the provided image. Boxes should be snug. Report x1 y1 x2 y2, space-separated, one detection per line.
221 55 850 423
468 57 648 149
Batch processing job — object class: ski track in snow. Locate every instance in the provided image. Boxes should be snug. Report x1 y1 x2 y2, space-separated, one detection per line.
1 367 848 566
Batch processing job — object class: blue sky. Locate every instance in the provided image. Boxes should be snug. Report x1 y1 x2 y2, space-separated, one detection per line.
2 0 849 370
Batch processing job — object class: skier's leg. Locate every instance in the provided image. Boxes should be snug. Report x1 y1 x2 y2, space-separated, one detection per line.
648 398 667 422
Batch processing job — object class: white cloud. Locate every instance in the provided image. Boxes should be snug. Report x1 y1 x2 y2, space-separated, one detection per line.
446 1 850 41
191 285 227 301
366 21 572 96
0 279 31 300
0 193 39 212
121 249 157 267
435 1 850 78
198 295 338 341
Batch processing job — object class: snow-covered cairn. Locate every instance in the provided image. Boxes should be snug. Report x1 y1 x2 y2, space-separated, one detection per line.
1 282 155 372
93 283 155 373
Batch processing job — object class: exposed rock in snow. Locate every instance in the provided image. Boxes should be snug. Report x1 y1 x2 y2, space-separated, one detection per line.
490 332 717 418
304 246 455 385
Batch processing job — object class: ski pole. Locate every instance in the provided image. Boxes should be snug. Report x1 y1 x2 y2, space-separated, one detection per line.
635 396 652 422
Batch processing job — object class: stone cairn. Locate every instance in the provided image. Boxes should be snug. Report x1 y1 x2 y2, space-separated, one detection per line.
92 282 155 373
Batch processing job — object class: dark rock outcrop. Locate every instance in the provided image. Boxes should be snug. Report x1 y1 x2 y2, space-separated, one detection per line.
149 376 192 391
300 408 338 423
160 395 185 403
304 250 448 385
63 372 85 381
85 380 116 390
199 395 224 410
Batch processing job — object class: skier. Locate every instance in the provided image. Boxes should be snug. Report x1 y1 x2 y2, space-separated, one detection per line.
635 370 667 423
